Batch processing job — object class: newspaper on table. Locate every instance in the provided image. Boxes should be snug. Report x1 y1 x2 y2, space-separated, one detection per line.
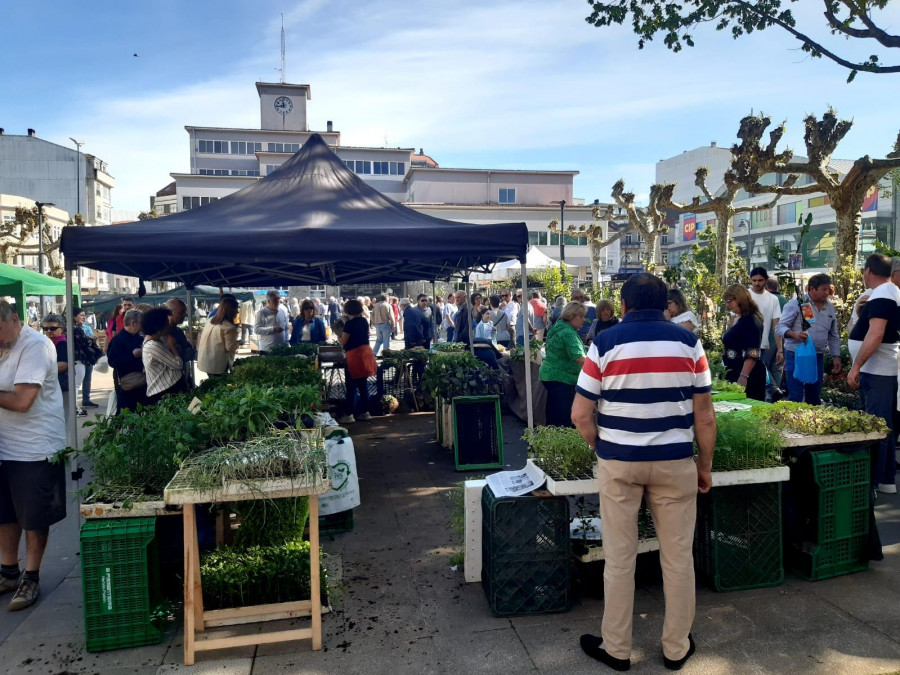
485 462 546 498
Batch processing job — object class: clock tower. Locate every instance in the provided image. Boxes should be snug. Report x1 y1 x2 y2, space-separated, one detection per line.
256 82 310 131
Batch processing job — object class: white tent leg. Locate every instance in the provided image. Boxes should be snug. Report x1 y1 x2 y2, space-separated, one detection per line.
521 261 533 428
465 276 474 355
65 270 78 449
186 288 194 388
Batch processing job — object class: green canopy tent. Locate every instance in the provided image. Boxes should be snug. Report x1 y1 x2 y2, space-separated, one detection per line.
0 262 80 319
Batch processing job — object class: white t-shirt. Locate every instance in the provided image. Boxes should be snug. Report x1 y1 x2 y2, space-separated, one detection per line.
0 325 66 461
671 310 700 333
848 281 900 376
751 289 782 349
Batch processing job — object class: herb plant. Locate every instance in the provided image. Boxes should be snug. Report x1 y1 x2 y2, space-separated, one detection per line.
751 401 889 436
523 425 595 479
509 339 544 362
421 351 503 400
708 411 784 471
199 383 320 442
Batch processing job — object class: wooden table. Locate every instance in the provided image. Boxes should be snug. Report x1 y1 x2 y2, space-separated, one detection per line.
164 470 331 665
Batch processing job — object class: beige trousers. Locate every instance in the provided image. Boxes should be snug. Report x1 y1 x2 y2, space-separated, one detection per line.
597 456 697 661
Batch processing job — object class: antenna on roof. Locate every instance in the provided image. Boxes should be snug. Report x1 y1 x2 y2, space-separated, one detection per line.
278 13 286 84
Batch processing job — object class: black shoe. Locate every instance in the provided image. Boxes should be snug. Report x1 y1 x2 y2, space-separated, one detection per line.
82 401 99 408
580 634 630 671
76 409 88 417
663 634 696 671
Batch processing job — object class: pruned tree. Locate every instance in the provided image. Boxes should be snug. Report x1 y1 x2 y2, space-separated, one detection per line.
548 205 634 290
138 209 161 220
661 112 821 288
610 180 672 271
585 0 900 81
0 205 65 276
742 109 900 269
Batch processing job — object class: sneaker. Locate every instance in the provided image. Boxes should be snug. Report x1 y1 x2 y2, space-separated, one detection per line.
357 412 372 421
0 575 19 595
337 414 355 424
580 634 630 671
81 401 99 408
8 578 39 611
663 634 696 671
877 483 898 494
76 409 88 417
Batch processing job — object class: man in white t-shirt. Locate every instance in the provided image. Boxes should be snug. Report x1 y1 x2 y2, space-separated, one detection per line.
848 254 900 494
0 300 67 611
750 267 784 400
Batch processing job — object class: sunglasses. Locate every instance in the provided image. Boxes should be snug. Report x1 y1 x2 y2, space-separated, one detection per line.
42 326 61 332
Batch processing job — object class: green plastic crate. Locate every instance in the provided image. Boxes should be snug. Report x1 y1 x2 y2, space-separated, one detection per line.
453 395 504 471
787 447 870 580
319 508 354 536
435 395 444 445
481 485 570 616
694 483 784 592
806 448 870 544
791 535 869 581
81 517 162 652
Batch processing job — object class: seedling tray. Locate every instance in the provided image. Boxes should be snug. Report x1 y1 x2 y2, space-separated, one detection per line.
164 463 330 505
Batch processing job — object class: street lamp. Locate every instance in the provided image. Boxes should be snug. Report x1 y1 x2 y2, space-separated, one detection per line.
70 138 84 290
551 199 566 267
35 201 55 319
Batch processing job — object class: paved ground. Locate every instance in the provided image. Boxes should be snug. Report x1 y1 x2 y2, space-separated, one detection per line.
0 344 898 674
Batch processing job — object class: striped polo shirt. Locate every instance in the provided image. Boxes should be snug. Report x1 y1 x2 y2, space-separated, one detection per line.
575 309 711 462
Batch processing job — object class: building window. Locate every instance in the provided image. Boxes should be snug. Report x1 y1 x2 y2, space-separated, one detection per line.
181 196 218 211
808 195 830 208
230 141 263 155
198 139 230 154
528 232 550 246
661 234 669 246
499 188 516 204
390 161 405 175
373 161 389 175
662 252 669 265
550 232 559 246
625 233 633 244
265 164 279 176
266 142 301 153
777 202 798 224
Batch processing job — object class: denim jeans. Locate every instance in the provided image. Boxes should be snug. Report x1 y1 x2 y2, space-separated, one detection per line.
761 347 783 394
783 350 824 405
373 323 392 356
240 323 253 342
446 327 455 343
82 362 94 404
859 372 897 486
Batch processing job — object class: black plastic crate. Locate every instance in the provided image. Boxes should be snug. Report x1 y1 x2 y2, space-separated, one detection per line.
453 395 503 470
319 509 354 536
377 362 404 399
481 485 570 616
694 483 784 592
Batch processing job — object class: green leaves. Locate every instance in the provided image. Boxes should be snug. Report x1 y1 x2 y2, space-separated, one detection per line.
709 411 784 471
524 426 596 480
752 401 889 436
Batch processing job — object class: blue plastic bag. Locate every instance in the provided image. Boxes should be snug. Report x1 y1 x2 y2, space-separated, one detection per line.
793 338 818 384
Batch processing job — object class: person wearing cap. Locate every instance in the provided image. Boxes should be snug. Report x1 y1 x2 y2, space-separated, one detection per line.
776 273 841 405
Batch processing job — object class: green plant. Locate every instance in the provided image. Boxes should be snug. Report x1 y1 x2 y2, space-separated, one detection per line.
531 263 574 303
708 412 784 471
422 351 502 400
751 401 889 436
232 497 310 549
523 425 595 479
177 429 327 496
81 393 205 497
200 540 327 610
229 356 323 389
508 338 544 362
706 353 727 382
432 342 465 353
199 383 320 442
268 343 319 357
711 378 746 394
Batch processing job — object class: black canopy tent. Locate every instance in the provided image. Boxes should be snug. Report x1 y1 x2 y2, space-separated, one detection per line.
60 133 535 446
60 134 528 287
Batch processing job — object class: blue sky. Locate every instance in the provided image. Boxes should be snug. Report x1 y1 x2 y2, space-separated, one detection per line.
4 0 900 212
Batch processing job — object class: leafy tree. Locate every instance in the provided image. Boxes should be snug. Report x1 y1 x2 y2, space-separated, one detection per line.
530 263 575 301
585 0 900 82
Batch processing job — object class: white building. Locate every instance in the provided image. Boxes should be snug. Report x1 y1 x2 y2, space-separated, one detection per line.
0 130 135 294
156 82 617 284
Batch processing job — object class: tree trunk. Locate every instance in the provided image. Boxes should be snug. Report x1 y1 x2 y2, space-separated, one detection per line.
643 232 659 268
833 202 862 270
589 239 602 291
715 214 731 290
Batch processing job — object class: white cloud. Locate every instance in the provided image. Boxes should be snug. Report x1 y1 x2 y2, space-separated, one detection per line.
34 0 900 212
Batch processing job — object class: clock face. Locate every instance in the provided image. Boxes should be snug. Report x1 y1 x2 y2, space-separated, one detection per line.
274 96 293 115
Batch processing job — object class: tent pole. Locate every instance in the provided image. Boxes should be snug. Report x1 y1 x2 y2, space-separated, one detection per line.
65 270 78 449
186 288 195 388
464 275 473 355
521 261 533 428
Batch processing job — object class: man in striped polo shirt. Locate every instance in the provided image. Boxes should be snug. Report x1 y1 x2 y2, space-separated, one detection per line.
572 273 716 672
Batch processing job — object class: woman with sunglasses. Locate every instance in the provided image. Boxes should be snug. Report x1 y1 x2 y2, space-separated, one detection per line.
289 299 326 344
41 315 73 419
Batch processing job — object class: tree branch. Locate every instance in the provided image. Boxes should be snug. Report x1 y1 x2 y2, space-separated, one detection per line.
826 2 900 47
733 192 782 214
